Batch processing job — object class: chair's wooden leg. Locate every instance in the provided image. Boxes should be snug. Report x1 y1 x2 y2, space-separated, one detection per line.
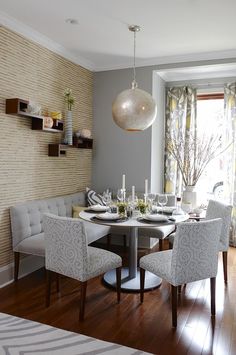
107 234 111 249
123 235 127 249
210 277 216 316
56 273 60 293
171 285 178 327
14 252 20 281
116 267 121 303
79 281 87 321
140 268 145 303
159 239 163 251
46 270 52 307
178 285 182 294
222 251 228 284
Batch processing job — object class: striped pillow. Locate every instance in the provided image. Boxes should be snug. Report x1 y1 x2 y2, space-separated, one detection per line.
86 188 106 206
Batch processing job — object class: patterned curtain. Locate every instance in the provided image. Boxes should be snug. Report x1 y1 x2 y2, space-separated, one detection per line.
224 83 236 247
164 86 197 195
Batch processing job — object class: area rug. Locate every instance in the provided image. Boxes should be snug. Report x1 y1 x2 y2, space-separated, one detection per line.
0 312 151 354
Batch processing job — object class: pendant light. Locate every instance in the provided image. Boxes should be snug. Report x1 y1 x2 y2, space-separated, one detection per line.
112 25 157 131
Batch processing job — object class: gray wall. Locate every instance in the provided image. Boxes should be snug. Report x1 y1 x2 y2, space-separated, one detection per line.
151 72 166 193
92 58 236 195
92 66 158 194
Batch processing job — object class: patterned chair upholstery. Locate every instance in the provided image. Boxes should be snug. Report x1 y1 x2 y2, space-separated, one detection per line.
139 219 222 327
138 194 177 251
43 213 122 321
168 199 232 283
205 200 232 283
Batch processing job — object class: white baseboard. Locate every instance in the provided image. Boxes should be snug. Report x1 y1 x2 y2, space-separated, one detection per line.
0 255 44 288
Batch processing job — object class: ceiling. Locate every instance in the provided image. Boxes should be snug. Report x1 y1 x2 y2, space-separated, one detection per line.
1 0 236 71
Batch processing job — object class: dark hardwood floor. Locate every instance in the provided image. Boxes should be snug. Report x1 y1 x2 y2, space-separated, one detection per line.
0 242 236 355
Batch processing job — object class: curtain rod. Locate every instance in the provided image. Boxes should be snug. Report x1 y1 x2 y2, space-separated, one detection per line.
166 79 236 89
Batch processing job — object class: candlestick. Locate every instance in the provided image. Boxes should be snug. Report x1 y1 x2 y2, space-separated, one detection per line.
132 185 135 201
145 179 148 195
122 174 126 190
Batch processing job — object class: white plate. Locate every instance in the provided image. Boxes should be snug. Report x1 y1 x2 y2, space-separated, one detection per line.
153 206 176 214
144 214 168 222
95 212 120 220
89 204 108 212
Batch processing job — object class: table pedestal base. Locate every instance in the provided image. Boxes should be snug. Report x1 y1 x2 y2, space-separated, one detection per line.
103 267 162 292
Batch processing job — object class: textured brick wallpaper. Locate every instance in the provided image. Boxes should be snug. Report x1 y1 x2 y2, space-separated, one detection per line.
0 26 93 267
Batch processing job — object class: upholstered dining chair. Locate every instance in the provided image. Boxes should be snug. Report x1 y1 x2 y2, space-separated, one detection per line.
168 199 232 283
138 194 177 251
139 219 222 327
43 213 122 321
205 200 232 283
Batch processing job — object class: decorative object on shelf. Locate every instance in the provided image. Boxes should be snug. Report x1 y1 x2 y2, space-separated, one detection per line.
63 88 75 145
112 25 157 131
26 101 41 115
80 128 92 138
43 116 54 129
73 136 93 149
5 98 63 133
50 111 62 120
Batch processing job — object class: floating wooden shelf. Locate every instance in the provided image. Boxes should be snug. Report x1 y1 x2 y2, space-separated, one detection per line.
48 144 67 157
6 98 64 133
32 117 63 132
73 136 93 149
48 138 93 157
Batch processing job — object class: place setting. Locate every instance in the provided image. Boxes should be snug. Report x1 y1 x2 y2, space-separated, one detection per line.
84 175 187 225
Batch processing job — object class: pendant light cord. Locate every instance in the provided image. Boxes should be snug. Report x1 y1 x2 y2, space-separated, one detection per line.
132 29 138 89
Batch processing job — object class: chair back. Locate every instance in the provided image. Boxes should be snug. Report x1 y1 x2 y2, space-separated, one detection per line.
43 213 88 281
206 200 232 251
171 219 222 286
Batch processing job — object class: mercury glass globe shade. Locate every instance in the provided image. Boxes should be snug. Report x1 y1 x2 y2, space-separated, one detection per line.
112 86 157 131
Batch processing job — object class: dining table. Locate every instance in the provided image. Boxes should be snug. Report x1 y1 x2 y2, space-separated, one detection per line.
79 210 189 292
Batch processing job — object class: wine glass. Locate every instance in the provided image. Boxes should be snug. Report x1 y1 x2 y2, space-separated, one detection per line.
103 191 112 207
158 194 168 214
117 189 124 202
147 193 156 212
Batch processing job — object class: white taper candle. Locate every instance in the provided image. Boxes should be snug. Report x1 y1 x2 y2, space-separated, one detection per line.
132 185 135 201
145 179 148 195
122 174 126 190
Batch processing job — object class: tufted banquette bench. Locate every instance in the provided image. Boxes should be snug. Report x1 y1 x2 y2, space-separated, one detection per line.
10 192 111 281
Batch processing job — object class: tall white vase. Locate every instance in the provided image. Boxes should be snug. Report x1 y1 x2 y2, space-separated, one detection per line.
182 185 197 209
65 111 73 145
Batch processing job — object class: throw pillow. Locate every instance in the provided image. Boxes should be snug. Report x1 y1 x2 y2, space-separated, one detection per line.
72 205 86 218
86 188 106 206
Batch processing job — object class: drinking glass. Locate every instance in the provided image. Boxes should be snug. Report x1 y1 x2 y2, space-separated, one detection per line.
117 189 124 202
147 193 156 212
127 195 138 217
103 191 112 207
158 194 168 213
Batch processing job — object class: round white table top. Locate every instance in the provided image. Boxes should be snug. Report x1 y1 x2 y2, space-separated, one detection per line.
79 210 189 228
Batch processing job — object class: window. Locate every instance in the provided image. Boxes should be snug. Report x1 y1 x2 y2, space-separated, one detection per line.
196 93 225 204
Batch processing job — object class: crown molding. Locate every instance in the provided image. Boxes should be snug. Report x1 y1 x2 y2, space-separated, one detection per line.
0 10 95 71
93 49 236 72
